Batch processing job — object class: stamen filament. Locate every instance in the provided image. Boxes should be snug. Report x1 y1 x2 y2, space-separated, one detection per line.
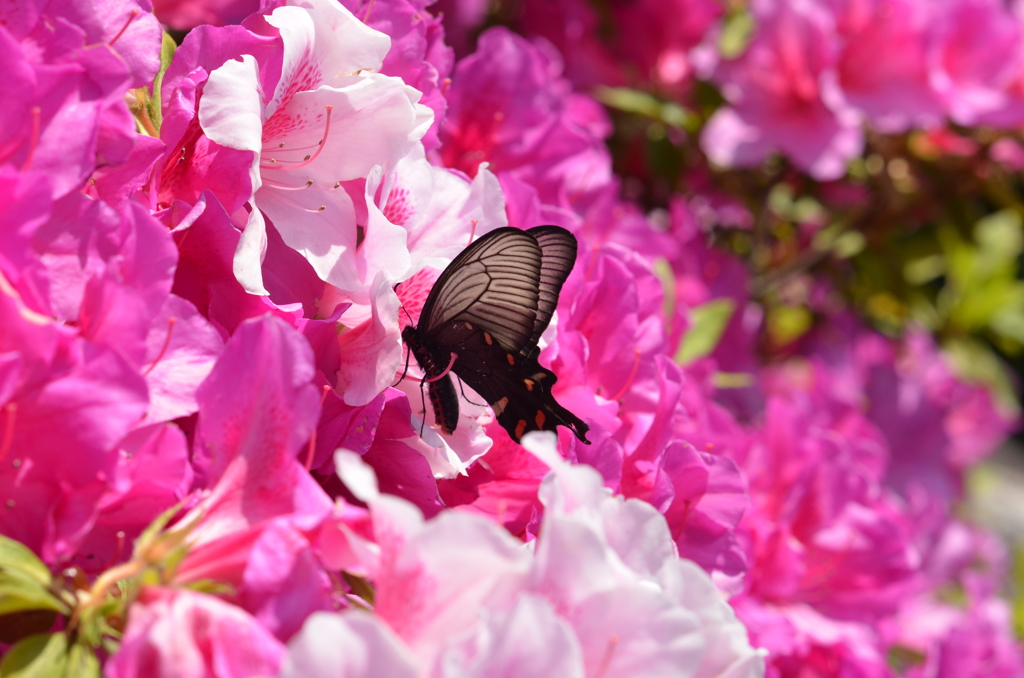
108 10 139 47
261 106 334 172
610 349 642 402
305 385 332 472
142 317 177 376
593 634 620 678
20 108 40 173
0 403 16 465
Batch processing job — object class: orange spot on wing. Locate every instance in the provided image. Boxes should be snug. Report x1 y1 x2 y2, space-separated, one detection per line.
534 410 546 429
483 331 493 345
524 379 535 391
506 353 515 366
515 419 527 440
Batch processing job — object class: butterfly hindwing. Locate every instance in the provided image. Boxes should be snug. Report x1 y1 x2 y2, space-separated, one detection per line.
524 226 578 359
423 319 589 443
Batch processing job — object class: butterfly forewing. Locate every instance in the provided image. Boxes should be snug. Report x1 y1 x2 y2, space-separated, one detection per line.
422 228 543 353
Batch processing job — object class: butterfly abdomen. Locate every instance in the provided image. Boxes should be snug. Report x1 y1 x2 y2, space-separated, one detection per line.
402 326 460 435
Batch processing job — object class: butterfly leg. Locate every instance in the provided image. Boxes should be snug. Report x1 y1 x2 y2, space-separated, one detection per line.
455 375 487 407
418 379 427 437
391 343 413 388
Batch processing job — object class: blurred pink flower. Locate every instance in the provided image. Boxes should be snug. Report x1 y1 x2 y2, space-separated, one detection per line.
701 0 863 180
439 27 613 216
831 0 943 132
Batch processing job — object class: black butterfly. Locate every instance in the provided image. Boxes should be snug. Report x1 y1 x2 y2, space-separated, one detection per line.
401 226 591 445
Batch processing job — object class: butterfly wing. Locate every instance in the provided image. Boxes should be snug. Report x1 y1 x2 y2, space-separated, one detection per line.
413 225 589 444
419 227 543 353
524 226 578 359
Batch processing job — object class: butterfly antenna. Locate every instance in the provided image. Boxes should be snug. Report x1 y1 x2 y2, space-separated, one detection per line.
399 302 415 327
456 375 486 407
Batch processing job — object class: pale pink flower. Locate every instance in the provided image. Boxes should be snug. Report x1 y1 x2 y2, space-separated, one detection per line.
107 587 286 678
198 0 431 294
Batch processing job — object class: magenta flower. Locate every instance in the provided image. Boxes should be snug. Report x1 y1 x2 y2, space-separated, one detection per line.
439 27 613 215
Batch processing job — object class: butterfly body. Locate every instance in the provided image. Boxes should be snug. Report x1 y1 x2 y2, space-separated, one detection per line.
402 226 590 444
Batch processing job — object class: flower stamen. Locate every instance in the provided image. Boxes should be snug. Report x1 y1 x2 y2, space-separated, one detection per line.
20 107 40 173
261 105 334 172
108 10 139 47
305 385 332 472
142 317 177 376
610 349 642 402
593 634 620 678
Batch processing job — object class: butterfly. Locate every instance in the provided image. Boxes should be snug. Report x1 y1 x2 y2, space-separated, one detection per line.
401 225 591 445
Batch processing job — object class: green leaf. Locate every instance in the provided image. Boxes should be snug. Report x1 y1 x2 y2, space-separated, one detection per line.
64 644 101 678
594 87 698 132
0 536 66 617
719 9 755 58
0 633 67 678
148 31 178 132
676 299 735 365
711 371 755 389
0 536 50 587
766 304 814 348
0 574 66 615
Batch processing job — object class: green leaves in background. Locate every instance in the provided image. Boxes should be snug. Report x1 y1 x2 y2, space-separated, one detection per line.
676 299 735 365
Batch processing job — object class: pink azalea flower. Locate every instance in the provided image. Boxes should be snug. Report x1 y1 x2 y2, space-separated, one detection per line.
830 0 943 132
701 0 863 180
292 445 765 676
925 0 1024 127
0 20 136 200
610 0 723 93
197 0 431 294
516 0 628 90
107 587 286 678
340 0 455 151
167 316 342 639
154 0 260 30
438 27 613 215
281 611 420 678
